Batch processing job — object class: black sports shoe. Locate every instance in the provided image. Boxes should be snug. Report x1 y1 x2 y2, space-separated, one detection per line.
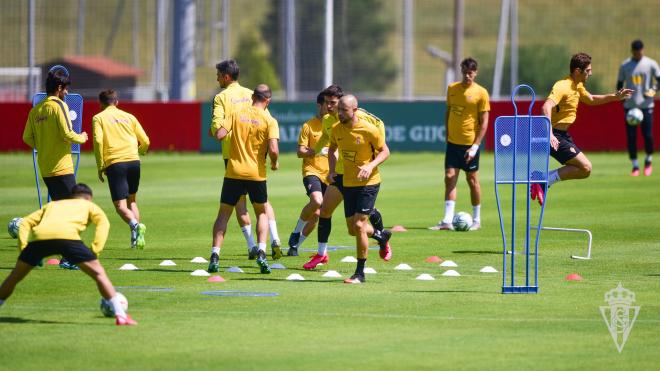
287 246 299 256
343 274 365 284
256 250 271 274
288 232 301 249
208 252 220 273
373 229 392 250
369 208 384 232
248 246 258 260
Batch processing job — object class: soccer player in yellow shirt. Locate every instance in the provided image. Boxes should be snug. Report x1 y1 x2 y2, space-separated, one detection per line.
329 95 390 284
531 53 633 205
211 60 283 259
0 184 137 326
22 67 88 270
207 84 280 274
288 92 328 256
431 58 490 231
93 89 150 249
297 85 391 270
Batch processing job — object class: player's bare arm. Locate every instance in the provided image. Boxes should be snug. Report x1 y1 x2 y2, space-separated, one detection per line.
297 145 315 158
584 88 633 105
542 99 560 150
358 143 390 181
268 138 279 170
327 143 338 183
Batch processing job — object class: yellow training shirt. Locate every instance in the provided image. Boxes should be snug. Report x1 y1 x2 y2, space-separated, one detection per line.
211 82 254 159
446 81 490 146
23 96 87 177
298 116 329 182
315 109 386 175
18 198 110 256
546 76 591 128
92 105 150 171
222 106 280 181
330 119 385 187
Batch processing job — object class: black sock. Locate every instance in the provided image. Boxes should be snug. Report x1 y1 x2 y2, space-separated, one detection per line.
318 217 332 244
356 258 366 276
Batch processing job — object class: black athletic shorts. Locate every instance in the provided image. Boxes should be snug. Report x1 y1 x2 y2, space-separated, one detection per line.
43 174 76 201
303 175 327 196
223 159 248 196
105 160 141 201
550 129 581 164
329 174 344 194
221 177 267 205
343 184 380 218
19 239 97 267
445 142 480 172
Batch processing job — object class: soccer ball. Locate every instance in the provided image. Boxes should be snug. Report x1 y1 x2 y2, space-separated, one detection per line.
100 292 128 317
452 212 473 232
626 108 644 126
7 217 22 239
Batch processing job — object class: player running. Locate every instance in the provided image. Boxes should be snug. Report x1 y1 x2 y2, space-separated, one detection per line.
329 95 390 284
0 183 137 326
92 89 150 249
532 53 633 205
207 84 280 274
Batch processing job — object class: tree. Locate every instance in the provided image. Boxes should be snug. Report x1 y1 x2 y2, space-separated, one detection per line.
234 30 282 91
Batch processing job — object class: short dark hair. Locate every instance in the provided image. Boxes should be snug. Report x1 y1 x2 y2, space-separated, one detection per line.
71 183 93 197
216 59 240 81
570 52 591 73
321 85 343 99
99 89 119 106
631 39 644 51
316 92 325 105
253 84 272 102
460 57 478 72
45 69 71 95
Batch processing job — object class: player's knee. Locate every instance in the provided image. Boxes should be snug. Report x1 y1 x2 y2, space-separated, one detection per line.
581 161 592 177
310 194 323 208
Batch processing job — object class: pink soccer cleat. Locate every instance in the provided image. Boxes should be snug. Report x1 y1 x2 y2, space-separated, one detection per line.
530 183 545 206
379 242 392 261
644 164 652 176
631 168 640 177
303 254 329 270
116 314 138 326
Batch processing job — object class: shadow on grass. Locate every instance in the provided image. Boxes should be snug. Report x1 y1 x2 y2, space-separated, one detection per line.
0 316 102 325
235 277 338 283
452 250 501 255
400 290 494 294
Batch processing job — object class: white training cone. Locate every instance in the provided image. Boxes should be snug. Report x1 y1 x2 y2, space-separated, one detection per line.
286 273 305 281
159 260 176 266
394 263 413 270
416 273 435 281
363 267 377 274
191 269 210 277
442 270 461 277
322 270 342 278
119 263 139 270
341 256 358 263
270 263 286 270
439 260 458 267
480 266 498 273
190 257 208 263
226 266 244 273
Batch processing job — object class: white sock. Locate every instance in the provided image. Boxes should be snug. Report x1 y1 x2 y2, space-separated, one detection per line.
297 234 308 248
258 242 267 253
645 154 652 163
472 205 481 222
318 242 328 256
110 295 126 317
212 246 220 255
129 219 139 229
268 220 280 242
632 159 640 168
293 218 307 234
241 225 255 249
548 169 561 187
442 200 455 224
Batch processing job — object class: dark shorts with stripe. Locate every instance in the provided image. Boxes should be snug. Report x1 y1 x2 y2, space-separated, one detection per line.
445 142 480 172
19 239 97 267
43 174 76 201
221 177 267 205
550 129 581 164
343 184 380 218
329 174 344 194
105 160 141 201
303 175 327 196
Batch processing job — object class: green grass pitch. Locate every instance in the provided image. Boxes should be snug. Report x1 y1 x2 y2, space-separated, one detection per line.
0 152 659 370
